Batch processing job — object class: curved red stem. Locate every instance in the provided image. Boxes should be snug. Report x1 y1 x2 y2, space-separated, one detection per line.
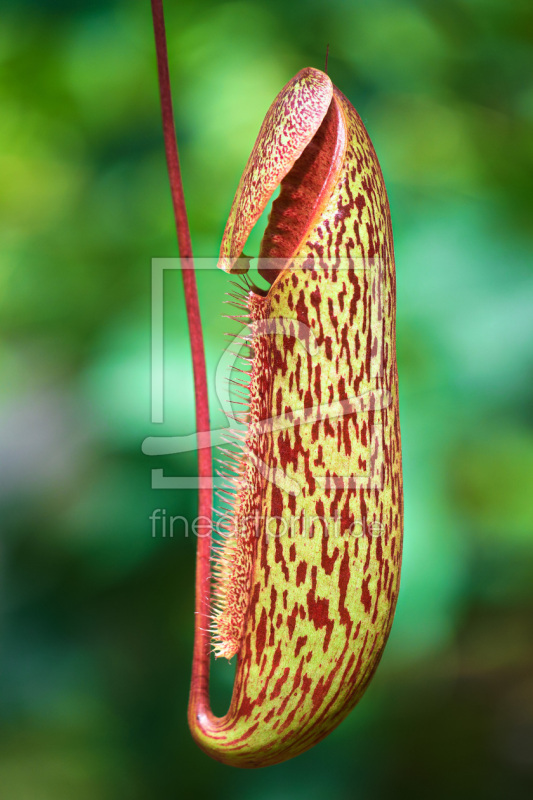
150 0 214 729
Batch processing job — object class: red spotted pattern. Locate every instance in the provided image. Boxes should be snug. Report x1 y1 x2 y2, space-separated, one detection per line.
192 70 402 768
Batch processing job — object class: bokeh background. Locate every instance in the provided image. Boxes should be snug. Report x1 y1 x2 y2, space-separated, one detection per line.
1 0 533 797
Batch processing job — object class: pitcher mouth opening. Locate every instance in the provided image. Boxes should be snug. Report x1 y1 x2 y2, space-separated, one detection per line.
218 68 347 282
256 97 343 287
234 95 346 300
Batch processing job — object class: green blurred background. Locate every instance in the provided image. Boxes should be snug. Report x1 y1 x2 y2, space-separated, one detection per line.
1 0 533 797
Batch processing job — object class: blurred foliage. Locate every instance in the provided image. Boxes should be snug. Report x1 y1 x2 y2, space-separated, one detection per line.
1 0 533 798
